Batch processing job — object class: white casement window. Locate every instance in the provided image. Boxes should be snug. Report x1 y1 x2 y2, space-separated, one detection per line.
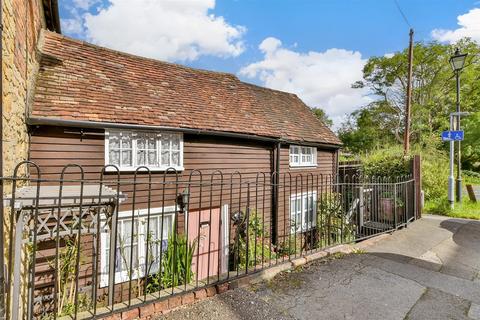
290 191 317 233
105 130 183 171
100 208 175 287
289 145 317 167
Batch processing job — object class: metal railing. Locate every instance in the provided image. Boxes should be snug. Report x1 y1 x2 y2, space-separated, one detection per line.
2 161 417 319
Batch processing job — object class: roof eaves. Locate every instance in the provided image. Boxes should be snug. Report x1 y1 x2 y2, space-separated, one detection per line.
28 116 342 148
27 116 281 142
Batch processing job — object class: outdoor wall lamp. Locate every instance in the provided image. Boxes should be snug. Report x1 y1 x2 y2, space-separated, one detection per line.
231 210 245 226
177 188 189 213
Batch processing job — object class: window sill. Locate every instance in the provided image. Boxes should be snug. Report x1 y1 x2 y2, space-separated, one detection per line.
291 226 316 235
289 165 318 169
100 272 148 288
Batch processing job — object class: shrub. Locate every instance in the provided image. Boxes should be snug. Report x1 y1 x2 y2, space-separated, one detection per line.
43 236 91 319
419 148 449 200
147 231 196 292
276 235 301 257
230 211 276 270
316 193 356 246
161 232 196 288
464 170 480 183
361 145 412 177
361 144 449 202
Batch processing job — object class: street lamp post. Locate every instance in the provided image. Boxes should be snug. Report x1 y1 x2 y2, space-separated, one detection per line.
448 115 455 208
448 112 469 209
449 48 467 203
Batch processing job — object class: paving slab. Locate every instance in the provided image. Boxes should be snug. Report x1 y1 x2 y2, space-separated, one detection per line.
405 288 471 320
469 304 480 320
363 254 480 304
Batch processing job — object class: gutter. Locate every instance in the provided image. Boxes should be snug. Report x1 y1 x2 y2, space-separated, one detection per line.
27 117 342 149
46 0 61 33
52 1 61 33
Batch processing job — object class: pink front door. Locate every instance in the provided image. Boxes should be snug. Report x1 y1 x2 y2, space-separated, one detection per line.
188 207 224 281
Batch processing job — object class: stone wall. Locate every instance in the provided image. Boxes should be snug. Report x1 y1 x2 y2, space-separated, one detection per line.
2 1 48 319
2 0 46 183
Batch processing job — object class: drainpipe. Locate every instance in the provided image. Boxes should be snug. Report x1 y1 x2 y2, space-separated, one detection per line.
271 142 281 246
0 0 5 316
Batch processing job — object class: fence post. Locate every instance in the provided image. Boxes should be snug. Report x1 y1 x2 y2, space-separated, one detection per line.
108 207 118 307
10 211 25 320
412 155 422 219
393 183 397 228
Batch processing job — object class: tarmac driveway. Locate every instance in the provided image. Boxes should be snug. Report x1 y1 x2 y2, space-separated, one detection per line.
157 215 480 320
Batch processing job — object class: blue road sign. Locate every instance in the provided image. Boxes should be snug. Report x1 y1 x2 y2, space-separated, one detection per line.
442 130 464 141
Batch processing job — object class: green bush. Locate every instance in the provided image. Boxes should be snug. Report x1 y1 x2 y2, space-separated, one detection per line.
361 144 449 202
317 193 356 246
361 145 411 177
464 170 480 183
418 148 449 201
147 231 196 292
230 212 276 270
276 235 301 257
161 232 196 288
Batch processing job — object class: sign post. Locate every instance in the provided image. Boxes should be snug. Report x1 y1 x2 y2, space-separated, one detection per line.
447 124 456 208
444 112 469 209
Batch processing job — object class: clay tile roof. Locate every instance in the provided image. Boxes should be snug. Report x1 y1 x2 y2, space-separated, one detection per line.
31 30 341 146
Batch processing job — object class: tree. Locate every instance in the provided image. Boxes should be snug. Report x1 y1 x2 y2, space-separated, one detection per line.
463 112 480 171
338 103 397 153
342 39 480 171
311 107 333 128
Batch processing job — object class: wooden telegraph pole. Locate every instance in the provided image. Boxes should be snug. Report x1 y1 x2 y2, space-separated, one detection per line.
404 28 414 154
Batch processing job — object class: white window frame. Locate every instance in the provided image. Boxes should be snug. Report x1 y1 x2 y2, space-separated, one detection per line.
289 145 317 167
105 130 184 171
99 207 177 287
290 191 317 234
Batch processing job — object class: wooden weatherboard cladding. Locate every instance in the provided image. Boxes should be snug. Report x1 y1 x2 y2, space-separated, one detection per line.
29 126 336 236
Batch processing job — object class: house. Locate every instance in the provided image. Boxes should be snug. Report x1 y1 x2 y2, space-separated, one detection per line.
23 30 342 309
1 1 342 314
0 2 424 320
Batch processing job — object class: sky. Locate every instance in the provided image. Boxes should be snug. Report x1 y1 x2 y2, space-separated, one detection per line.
59 0 480 129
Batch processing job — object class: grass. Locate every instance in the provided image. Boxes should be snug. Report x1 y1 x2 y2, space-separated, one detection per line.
424 174 480 220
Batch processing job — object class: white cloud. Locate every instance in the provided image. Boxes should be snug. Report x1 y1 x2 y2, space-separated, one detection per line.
61 18 84 35
72 0 101 11
240 37 371 129
77 0 245 62
431 8 480 43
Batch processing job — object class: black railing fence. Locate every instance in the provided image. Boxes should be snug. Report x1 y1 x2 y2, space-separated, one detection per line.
2 162 417 319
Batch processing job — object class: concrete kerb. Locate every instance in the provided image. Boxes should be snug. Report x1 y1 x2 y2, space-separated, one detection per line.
243 243 365 286
469 303 480 320
65 236 391 319
352 233 392 251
